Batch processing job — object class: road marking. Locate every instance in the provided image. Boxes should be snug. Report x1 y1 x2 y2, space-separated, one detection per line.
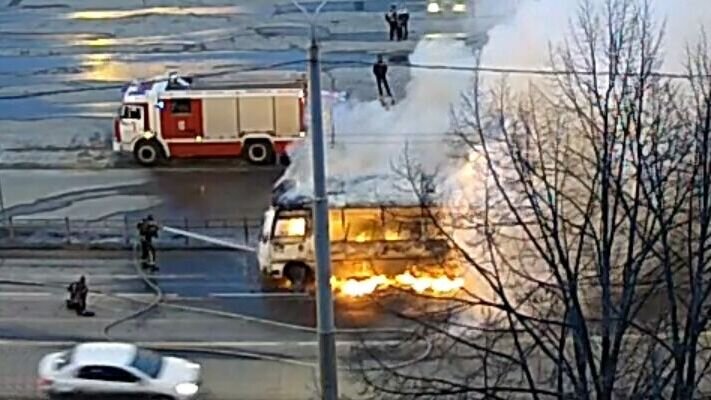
114 292 180 299
208 292 310 298
113 274 207 280
0 292 52 297
0 274 207 281
0 291 305 300
0 292 177 300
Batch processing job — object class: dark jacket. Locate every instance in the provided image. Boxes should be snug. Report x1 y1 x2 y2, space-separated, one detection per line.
385 10 398 25
373 62 388 78
137 220 159 242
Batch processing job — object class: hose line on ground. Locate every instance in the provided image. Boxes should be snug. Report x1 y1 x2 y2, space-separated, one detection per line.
0 244 434 372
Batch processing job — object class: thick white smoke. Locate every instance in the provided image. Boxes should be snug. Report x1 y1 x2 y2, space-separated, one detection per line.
286 0 711 199
283 37 479 197
281 0 710 308
479 0 711 91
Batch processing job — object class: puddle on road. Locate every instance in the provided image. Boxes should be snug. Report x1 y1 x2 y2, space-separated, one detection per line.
78 53 163 82
65 6 248 20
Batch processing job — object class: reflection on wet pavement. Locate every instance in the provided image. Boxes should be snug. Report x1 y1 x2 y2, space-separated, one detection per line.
65 6 249 20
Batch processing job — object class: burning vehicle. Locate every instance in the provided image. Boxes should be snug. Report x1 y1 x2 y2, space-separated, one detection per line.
257 175 464 297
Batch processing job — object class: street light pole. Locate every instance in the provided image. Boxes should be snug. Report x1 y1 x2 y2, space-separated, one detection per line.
308 32 339 400
292 1 339 398
0 174 5 217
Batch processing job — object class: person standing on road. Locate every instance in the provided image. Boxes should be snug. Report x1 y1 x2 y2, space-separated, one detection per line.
385 4 399 41
373 55 393 102
67 276 89 316
137 215 159 271
76 276 88 315
398 5 409 40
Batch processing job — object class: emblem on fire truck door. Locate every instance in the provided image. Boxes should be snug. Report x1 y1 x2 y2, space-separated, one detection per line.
178 121 186 131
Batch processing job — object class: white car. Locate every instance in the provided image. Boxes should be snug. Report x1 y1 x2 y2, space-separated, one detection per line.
37 342 201 400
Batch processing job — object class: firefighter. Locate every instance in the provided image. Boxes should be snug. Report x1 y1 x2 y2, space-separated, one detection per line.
67 276 89 316
373 55 394 105
398 5 409 40
137 215 159 270
385 4 399 41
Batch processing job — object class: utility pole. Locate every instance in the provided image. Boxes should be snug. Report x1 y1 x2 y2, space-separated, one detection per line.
0 174 5 218
291 0 339 398
308 26 340 400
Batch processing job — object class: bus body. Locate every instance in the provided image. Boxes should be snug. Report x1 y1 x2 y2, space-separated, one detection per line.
257 176 463 296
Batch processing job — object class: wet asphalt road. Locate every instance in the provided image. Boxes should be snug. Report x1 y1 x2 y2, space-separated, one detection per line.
0 249 410 399
0 249 413 335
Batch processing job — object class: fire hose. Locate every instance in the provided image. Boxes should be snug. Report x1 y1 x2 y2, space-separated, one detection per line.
102 227 434 372
0 227 434 373
0 223 434 373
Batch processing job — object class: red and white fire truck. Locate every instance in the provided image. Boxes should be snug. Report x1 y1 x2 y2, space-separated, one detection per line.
113 72 311 166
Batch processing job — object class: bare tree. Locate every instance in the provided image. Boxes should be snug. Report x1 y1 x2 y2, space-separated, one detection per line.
351 1 711 399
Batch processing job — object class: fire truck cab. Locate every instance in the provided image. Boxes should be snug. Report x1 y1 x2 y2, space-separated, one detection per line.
113 72 311 166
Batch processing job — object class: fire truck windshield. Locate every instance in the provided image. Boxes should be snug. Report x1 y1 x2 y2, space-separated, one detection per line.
120 106 142 120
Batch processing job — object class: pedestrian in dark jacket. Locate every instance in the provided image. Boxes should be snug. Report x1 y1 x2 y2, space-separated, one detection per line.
373 55 393 99
385 5 399 41
398 6 409 40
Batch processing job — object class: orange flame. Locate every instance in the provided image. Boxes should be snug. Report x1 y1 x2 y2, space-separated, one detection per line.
330 272 464 298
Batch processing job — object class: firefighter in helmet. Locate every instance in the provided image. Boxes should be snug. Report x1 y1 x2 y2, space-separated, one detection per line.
137 215 159 270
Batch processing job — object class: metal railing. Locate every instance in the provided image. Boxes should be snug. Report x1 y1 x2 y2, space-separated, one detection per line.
0 216 263 249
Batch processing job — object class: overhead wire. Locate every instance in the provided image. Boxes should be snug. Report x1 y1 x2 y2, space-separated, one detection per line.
4 54 707 101
320 59 707 79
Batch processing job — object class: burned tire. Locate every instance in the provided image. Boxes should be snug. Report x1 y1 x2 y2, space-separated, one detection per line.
245 140 275 165
284 262 312 293
134 140 163 167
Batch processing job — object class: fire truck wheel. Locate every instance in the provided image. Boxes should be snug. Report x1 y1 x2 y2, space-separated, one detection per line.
134 140 163 167
245 140 275 165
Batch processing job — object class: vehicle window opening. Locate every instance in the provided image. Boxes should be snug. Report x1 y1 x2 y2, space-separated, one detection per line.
128 107 141 119
121 106 142 120
274 216 307 238
171 99 192 114
130 349 163 379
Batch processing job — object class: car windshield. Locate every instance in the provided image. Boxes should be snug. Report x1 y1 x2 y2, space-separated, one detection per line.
130 349 163 379
56 350 72 370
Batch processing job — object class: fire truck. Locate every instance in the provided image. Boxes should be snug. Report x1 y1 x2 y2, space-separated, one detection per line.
113 72 310 166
